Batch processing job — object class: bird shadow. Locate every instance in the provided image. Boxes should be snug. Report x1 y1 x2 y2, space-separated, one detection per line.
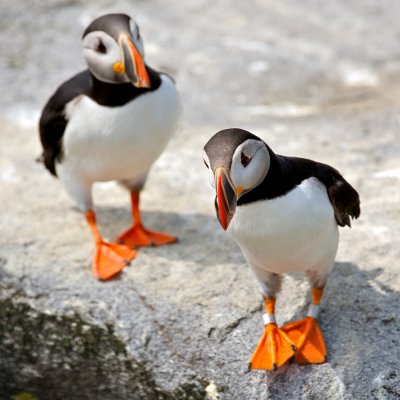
261 262 400 398
93 205 245 267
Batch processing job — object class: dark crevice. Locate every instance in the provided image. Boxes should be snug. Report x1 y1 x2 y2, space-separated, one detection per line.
129 285 192 365
208 303 263 343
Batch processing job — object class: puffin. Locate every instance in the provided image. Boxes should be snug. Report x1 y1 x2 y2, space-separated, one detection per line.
203 128 360 370
39 13 182 280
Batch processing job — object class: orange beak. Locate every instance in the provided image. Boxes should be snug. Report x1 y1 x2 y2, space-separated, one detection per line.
118 33 150 88
215 168 237 230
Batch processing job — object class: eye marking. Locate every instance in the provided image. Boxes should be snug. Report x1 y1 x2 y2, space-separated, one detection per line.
95 40 107 53
203 159 209 168
241 152 251 167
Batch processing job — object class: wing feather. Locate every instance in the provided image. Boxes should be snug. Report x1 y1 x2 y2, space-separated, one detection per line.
39 70 91 176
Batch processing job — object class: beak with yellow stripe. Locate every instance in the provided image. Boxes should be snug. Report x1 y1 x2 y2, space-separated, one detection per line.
116 32 150 88
215 167 237 230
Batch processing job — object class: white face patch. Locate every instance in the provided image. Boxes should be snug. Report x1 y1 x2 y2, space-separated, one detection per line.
202 150 215 188
230 139 270 194
83 31 125 83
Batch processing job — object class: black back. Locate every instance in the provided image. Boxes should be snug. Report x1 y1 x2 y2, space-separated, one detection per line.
239 153 360 227
39 67 161 176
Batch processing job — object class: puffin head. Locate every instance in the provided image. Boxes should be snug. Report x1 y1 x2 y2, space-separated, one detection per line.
203 128 270 230
82 13 150 88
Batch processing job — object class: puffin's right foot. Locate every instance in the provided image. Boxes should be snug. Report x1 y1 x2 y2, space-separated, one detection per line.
250 323 296 370
93 240 137 280
116 224 177 247
118 192 177 247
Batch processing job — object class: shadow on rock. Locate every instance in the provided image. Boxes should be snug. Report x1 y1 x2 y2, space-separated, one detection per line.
95 206 245 267
260 262 400 399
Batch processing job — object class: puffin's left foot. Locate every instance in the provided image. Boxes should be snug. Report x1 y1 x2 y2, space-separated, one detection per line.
281 317 326 364
85 210 137 281
116 224 177 247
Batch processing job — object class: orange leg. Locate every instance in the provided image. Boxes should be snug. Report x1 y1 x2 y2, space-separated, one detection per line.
86 211 136 280
281 287 327 364
250 298 296 370
116 192 177 247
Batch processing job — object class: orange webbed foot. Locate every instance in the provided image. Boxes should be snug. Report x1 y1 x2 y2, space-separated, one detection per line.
116 224 177 248
281 317 326 364
93 241 137 281
250 323 296 370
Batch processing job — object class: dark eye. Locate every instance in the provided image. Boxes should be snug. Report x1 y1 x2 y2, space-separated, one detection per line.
96 40 107 53
241 152 251 167
203 159 209 168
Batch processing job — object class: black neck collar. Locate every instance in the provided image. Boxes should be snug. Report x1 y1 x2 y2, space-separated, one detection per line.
88 65 162 106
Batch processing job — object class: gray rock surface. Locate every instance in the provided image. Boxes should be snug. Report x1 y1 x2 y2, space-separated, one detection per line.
1 1 400 399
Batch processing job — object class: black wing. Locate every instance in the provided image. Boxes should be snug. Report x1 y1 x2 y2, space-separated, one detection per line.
39 70 91 176
316 163 360 227
287 158 361 227
278 156 360 227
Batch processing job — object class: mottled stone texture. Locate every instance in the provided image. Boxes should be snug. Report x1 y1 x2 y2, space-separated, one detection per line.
1 1 400 399
0 295 206 400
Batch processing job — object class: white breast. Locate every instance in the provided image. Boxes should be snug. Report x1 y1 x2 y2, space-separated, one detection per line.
228 178 339 276
59 75 182 183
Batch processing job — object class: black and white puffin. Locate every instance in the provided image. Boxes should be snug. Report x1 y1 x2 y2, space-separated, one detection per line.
39 13 182 280
203 128 360 370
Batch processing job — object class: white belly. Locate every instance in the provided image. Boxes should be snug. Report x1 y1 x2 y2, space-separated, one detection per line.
228 178 339 276
59 75 182 183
